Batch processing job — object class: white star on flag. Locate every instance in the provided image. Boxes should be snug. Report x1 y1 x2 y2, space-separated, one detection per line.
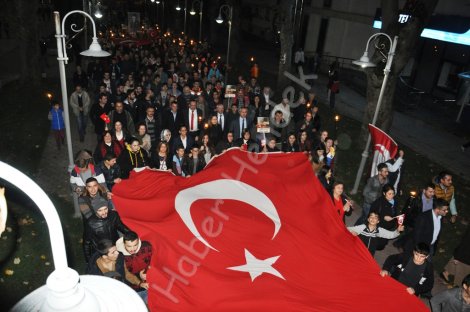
227 249 285 282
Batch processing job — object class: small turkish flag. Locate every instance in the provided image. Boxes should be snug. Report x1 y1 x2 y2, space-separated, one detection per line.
113 149 427 311
397 214 405 225
100 113 111 124
369 124 398 177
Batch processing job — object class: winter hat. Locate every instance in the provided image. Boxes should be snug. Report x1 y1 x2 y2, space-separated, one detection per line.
91 196 108 212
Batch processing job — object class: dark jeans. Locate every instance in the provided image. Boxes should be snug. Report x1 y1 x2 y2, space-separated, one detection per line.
329 91 336 109
53 129 65 149
77 113 88 141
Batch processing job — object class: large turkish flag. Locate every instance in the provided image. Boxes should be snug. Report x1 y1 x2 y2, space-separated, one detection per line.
113 149 427 311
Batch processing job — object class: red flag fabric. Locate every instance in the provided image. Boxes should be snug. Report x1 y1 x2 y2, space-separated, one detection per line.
369 124 398 177
100 113 111 124
113 149 426 311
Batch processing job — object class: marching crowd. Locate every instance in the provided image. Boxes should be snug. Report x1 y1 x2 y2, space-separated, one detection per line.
53 28 470 310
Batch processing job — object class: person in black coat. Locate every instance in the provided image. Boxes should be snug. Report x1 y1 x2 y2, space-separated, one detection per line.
404 198 449 257
230 107 253 141
90 94 112 138
171 125 194 154
185 145 206 176
117 137 150 179
318 165 334 193
162 101 184 137
401 183 436 229
183 99 203 141
234 129 257 151
150 141 172 171
380 243 434 297
214 104 229 135
282 133 300 152
205 115 223 146
83 196 130 262
370 184 398 251
216 131 235 154
393 183 436 250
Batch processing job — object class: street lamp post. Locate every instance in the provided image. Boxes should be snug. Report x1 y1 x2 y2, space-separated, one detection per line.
157 0 165 31
54 10 110 172
184 0 188 34
190 0 203 42
215 4 233 85
350 33 398 194
2 161 147 311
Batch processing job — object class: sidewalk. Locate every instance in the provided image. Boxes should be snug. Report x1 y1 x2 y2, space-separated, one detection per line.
33 117 97 201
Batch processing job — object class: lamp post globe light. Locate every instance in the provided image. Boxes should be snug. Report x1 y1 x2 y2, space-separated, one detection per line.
215 4 233 85
189 0 203 42
0 162 147 312
94 2 103 19
54 10 110 218
350 33 399 194
53 10 110 173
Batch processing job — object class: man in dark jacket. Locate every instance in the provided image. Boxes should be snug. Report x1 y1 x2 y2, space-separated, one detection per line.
402 183 436 228
185 145 206 176
162 101 183 137
380 243 434 297
83 196 130 262
90 94 112 139
394 183 436 250
97 153 121 191
405 198 449 257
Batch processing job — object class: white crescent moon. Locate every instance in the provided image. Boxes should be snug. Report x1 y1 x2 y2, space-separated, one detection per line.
175 179 281 252
375 144 391 159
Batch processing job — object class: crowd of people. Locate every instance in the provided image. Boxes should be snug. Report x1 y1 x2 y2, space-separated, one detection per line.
56 27 470 309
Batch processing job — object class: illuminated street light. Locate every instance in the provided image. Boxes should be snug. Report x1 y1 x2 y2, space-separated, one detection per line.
189 0 203 42
94 2 103 19
215 4 233 84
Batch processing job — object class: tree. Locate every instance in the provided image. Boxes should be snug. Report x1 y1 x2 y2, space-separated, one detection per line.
16 0 41 86
362 0 438 135
275 0 294 91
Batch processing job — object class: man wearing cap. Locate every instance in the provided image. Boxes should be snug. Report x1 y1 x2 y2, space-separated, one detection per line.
83 196 131 262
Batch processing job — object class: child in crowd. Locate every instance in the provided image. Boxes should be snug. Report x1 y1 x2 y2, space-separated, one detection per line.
48 100 65 150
